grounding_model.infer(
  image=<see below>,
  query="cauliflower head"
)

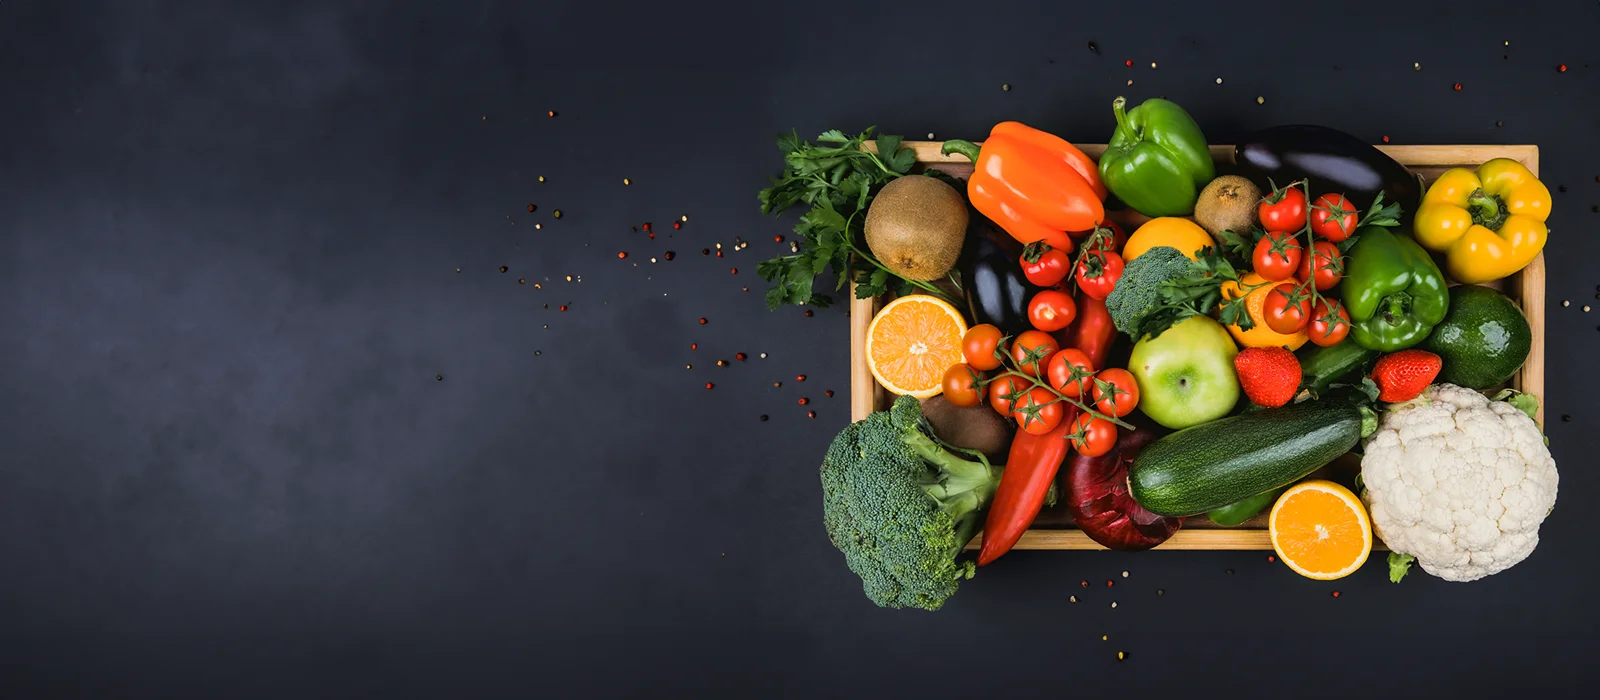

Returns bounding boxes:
[1360,384,1557,582]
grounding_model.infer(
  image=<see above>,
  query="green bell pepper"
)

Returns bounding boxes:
[1343,226,1450,352]
[1098,96,1215,217]
[1207,486,1288,527]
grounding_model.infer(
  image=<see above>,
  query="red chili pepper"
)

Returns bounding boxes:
[1055,289,1117,369]
[978,407,1077,566]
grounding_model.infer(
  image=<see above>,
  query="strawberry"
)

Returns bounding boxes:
[1371,349,1442,403]
[1233,347,1301,408]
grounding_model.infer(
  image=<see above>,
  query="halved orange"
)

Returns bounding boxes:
[865,295,968,398]
[1268,480,1372,581]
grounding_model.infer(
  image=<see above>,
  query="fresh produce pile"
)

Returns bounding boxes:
[758,99,1558,611]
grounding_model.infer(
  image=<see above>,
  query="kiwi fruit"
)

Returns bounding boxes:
[864,175,968,281]
[1193,175,1262,239]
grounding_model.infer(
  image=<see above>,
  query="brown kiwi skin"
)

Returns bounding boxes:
[863,175,969,281]
[1193,175,1262,240]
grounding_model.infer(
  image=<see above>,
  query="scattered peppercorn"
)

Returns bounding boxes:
[538,176,545,182]
[1001,83,1010,91]
[553,210,562,219]
[435,374,443,381]
[664,251,675,260]
[1106,580,1114,587]
[730,268,738,275]
[534,350,542,356]
[1267,555,1276,563]
[804,310,814,317]
[559,305,568,312]
[1087,41,1099,54]
[1157,589,1164,596]
[547,110,556,117]
[796,374,807,382]
[1069,595,1078,603]
[698,318,708,325]
[1453,82,1462,91]
[527,204,536,212]
[705,382,714,390]
[1226,569,1234,575]
[774,382,782,388]
[455,268,461,273]
[623,178,631,185]
[773,235,784,243]
[760,414,769,422]
[1124,59,1133,67]
[1496,121,1504,127]
[736,353,747,361]
[1559,64,1568,72]
[1414,62,1421,71]
[825,390,834,398]
[691,343,698,350]
[717,360,727,367]
[716,250,723,258]
[798,398,809,406]
[1382,135,1391,143]
[1081,581,1089,588]
[1121,571,1129,578]
[499,266,508,273]
[617,252,627,259]
[1110,602,1118,608]
[808,411,816,419]
[1117,651,1126,662]
[1562,414,1572,422]
[1331,591,1341,598]
[702,248,710,256]
[1559,185,1569,193]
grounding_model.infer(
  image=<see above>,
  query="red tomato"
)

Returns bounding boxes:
[1011,387,1065,435]
[1263,282,1312,334]
[1258,185,1308,231]
[1075,221,1127,254]
[1307,299,1352,347]
[1068,412,1118,458]
[1045,348,1097,399]
[1297,240,1343,291]
[1310,193,1358,242]
[1075,250,1125,301]
[962,324,1004,371]
[942,363,985,407]
[1020,242,1071,287]
[1027,289,1078,332]
[988,374,1031,416]
[1091,368,1140,417]
[1009,330,1059,377]
[1252,230,1303,282]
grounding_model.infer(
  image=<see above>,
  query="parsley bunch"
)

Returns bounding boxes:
[756,128,961,310]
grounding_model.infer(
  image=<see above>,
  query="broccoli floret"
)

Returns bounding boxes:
[1104,245,1193,337]
[820,395,1004,611]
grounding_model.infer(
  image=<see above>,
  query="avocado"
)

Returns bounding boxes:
[1423,285,1531,390]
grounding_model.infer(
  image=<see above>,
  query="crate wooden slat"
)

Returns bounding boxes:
[849,142,1545,550]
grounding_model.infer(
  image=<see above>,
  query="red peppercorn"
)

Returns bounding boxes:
[1106,580,1114,587]
[664,251,675,260]
[1081,581,1089,588]
[698,318,707,325]
[736,352,747,361]
[1125,59,1133,67]
[1381,135,1391,144]
[648,232,655,239]
[730,268,738,275]
[691,343,697,350]
[1453,82,1462,91]
[643,222,652,231]
[1331,591,1341,598]
[1559,64,1569,72]
[716,250,723,258]
[804,310,813,317]
[796,374,807,382]
[774,235,784,242]
[673,221,682,230]
[617,252,627,259]
[1267,555,1276,563]
[705,382,714,390]
[798,398,809,405]
[559,305,568,312]
[825,390,834,397]
[527,204,536,212]
[807,410,816,419]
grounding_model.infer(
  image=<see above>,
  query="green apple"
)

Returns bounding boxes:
[1128,316,1240,429]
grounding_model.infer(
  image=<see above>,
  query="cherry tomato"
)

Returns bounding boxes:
[962,324,1004,371]
[1075,250,1125,301]
[1027,289,1077,332]
[1258,185,1308,231]
[1307,299,1352,347]
[1009,330,1059,377]
[1046,348,1097,399]
[988,374,1031,416]
[1020,242,1071,287]
[1297,240,1343,291]
[1263,282,1311,334]
[1075,221,1127,254]
[1011,387,1065,435]
[1310,193,1358,242]
[1068,412,1118,458]
[1091,368,1140,417]
[1252,230,1302,282]
[942,363,985,407]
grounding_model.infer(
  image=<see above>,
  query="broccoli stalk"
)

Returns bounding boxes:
[821,396,1004,611]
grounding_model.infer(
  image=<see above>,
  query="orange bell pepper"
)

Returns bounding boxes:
[942,123,1107,250]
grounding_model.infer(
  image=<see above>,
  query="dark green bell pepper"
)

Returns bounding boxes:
[1098,96,1215,217]
[1207,486,1288,527]
[1343,226,1449,352]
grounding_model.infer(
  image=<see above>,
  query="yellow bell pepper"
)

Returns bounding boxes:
[1413,158,1550,284]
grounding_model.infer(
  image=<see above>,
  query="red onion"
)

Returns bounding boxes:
[1063,419,1182,550]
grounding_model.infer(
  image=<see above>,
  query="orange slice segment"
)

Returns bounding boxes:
[1268,480,1373,581]
[865,295,969,399]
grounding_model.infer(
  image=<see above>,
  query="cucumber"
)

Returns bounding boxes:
[1128,399,1366,517]
[1297,340,1379,397]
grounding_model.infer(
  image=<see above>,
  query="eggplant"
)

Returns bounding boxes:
[1233,125,1424,223]
[956,214,1041,334]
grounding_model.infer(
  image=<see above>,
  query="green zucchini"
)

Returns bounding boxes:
[1297,340,1379,398]
[1129,399,1365,517]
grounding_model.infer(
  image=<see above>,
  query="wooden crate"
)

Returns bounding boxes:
[849,142,1545,551]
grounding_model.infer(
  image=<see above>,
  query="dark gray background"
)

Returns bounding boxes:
[2,1,1595,697]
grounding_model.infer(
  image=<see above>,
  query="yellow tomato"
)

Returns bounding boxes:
[1123,217,1213,262]
[1220,273,1308,350]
